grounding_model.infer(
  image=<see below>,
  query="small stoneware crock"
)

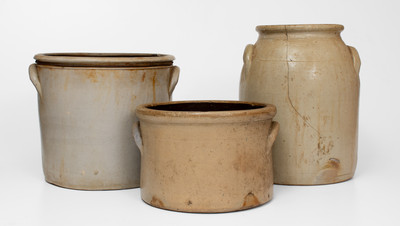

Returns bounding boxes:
[133,100,279,213]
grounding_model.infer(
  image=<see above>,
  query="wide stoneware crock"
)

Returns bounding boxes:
[29,53,179,190]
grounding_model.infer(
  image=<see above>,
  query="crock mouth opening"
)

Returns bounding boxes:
[34,52,175,67]
[148,102,266,112]
[40,53,163,58]
[256,24,344,33]
[136,100,277,121]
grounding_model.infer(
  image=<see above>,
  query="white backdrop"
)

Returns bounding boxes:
[0,0,399,225]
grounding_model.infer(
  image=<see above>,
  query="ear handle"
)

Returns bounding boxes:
[240,44,254,82]
[348,46,361,75]
[29,64,43,99]
[168,66,180,99]
[267,121,280,150]
[132,121,144,155]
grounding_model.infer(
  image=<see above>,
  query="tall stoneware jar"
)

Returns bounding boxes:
[29,53,179,190]
[240,24,360,185]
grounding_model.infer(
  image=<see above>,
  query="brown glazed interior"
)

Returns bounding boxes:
[148,102,265,112]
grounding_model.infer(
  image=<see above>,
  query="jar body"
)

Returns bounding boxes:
[30,59,179,190]
[240,25,360,185]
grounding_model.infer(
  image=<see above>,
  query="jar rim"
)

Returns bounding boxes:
[256,24,344,33]
[34,53,175,67]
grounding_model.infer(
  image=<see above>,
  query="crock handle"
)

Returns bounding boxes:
[241,44,254,81]
[267,121,280,150]
[29,64,43,99]
[348,46,361,75]
[132,121,144,155]
[168,66,180,98]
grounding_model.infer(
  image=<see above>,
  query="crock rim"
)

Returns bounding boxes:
[34,53,175,67]
[136,100,277,122]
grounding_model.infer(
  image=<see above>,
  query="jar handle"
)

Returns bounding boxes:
[132,121,144,155]
[267,121,280,150]
[29,64,43,99]
[241,44,254,81]
[348,46,361,75]
[168,66,180,98]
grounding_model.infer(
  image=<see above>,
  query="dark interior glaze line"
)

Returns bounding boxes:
[148,103,266,112]
[35,61,173,67]
[42,53,162,58]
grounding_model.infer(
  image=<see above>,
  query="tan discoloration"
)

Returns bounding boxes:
[317,137,335,158]
[314,158,341,184]
[86,70,98,83]
[318,137,335,156]
[94,170,99,175]
[233,151,255,172]
[150,196,165,208]
[242,192,260,209]
[113,72,121,80]
[325,158,340,169]
[141,72,146,82]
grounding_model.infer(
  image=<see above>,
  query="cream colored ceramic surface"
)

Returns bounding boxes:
[134,101,279,213]
[240,24,360,185]
[29,53,179,190]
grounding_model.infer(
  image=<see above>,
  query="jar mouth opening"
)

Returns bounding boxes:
[34,53,175,67]
[256,24,344,33]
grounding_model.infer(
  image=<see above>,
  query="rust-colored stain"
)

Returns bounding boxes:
[242,192,260,208]
[318,137,334,155]
[86,70,98,83]
[324,158,340,169]
[314,158,341,183]
[302,115,311,127]
[150,196,164,208]
[113,72,121,80]
[152,75,156,102]
[141,72,146,82]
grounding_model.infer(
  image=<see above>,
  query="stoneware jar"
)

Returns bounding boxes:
[29,53,179,190]
[133,101,279,213]
[240,24,360,185]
